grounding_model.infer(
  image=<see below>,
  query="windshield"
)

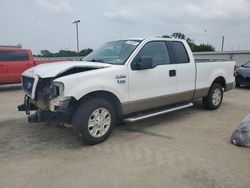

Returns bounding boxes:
[84,40,141,65]
[243,61,250,68]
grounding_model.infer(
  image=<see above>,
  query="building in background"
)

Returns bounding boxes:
[194,50,250,66]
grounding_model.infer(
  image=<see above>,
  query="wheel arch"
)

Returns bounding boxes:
[78,90,124,119]
[211,76,226,90]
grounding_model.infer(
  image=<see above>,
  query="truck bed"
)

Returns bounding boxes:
[195,59,235,92]
[195,59,231,63]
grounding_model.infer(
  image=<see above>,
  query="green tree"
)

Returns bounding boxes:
[57,50,78,57]
[171,32,186,39]
[162,35,171,38]
[162,32,215,52]
[192,43,215,52]
[79,48,93,56]
[39,48,93,57]
[40,50,53,57]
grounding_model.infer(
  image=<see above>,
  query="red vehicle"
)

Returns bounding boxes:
[0,48,62,85]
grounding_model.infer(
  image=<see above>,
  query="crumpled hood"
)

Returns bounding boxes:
[23,61,112,78]
[237,67,250,78]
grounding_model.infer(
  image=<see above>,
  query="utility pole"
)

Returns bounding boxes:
[73,20,80,53]
[221,35,224,51]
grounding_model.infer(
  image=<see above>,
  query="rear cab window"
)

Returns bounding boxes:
[170,41,190,64]
[0,50,29,62]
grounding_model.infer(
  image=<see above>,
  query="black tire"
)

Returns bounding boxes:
[202,83,223,110]
[72,98,116,145]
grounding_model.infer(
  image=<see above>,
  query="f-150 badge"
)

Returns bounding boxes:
[116,75,126,84]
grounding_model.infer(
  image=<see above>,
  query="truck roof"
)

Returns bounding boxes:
[0,48,31,51]
[122,37,185,42]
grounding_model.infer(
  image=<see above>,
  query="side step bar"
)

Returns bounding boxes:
[123,103,193,123]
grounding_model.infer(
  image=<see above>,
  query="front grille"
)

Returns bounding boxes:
[22,76,35,96]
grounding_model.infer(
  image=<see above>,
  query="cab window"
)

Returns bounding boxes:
[0,50,29,62]
[136,41,171,66]
[171,41,189,63]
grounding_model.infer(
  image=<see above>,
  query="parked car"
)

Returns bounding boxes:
[18,38,236,145]
[0,48,62,85]
[235,61,250,87]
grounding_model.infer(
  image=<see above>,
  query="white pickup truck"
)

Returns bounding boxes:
[18,38,235,144]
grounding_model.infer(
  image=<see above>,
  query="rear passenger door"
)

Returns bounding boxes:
[169,41,195,100]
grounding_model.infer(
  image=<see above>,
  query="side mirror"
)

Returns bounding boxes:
[131,56,153,70]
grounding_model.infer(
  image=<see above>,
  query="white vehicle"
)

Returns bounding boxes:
[18,38,236,144]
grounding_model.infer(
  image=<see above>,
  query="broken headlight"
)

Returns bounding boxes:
[54,82,64,96]
[37,79,64,100]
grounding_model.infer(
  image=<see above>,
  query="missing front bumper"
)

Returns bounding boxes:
[17,95,37,115]
[28,110,66,123]
[18,96,76,123]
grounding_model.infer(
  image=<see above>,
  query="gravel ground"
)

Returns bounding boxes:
[0,84,250,188]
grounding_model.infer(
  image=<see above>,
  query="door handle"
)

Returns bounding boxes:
[169,70,176,77]
[0,64,6,67]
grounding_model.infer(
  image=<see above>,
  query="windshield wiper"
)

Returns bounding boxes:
[85,58,123,65]
[87,59,105,63]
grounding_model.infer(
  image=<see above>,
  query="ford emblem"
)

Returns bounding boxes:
[26,82,32,89]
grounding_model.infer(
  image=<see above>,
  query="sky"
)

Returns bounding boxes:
[0,0,250,54]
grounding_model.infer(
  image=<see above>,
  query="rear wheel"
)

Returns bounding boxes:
[73,98,116,145]
[202,83,223,110]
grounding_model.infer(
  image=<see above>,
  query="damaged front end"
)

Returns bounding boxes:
[18,62,108,123]
[18,77,77,123]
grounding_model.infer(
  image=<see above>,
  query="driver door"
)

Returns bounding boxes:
[126,41,177,113]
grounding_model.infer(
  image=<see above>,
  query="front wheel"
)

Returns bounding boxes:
[202,83,223,110]
[73,98,116,145]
